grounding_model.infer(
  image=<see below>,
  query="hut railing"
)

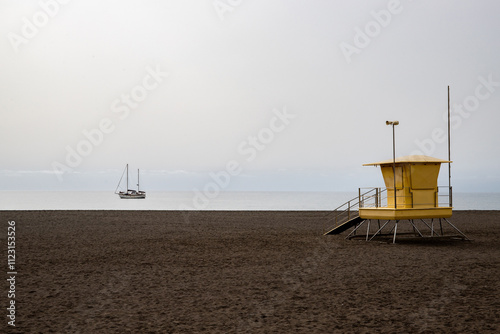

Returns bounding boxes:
[437,185,453,207]
[358,187,387,208]
[358,186,453,208]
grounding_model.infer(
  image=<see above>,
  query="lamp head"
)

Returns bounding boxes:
[386,120,399,126]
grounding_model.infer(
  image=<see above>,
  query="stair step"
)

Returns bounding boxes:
[324,216,364,235]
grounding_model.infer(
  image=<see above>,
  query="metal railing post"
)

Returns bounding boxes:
[348,201,351,220]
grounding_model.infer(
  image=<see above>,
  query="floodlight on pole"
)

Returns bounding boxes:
[386,120,399,208]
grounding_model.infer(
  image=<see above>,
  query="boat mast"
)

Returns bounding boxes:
[126,164,129,190]
[137,169,140,191]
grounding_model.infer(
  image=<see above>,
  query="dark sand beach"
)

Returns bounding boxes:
[1,210,499,333]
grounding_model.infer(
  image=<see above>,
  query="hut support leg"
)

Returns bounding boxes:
[366,220,371,241]
[388,224,395,234]
[443,218,470,240]
[420,219,441,237]
[393,220,399,244]
[345,220,367,239]
[369,220,391,241]
[409,220,424,238]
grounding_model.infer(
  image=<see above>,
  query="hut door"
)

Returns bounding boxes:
[382,166,404,208]
[394,167,405,208]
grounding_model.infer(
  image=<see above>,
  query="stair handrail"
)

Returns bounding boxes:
[323,188,380,234]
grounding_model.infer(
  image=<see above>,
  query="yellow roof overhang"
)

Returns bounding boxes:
[363,155,452,166]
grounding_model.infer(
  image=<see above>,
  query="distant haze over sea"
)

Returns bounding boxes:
[1,191,499,211]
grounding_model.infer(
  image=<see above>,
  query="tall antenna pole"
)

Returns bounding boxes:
[448,86,452,207]
[392,123,396,209]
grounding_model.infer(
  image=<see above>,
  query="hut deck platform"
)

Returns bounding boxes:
[359,207,452,220]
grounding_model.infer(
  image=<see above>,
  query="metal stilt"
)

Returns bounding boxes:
[345,220,367,239]
[443,218,470,240]
[411,220,417,236]
[393,220,399,244]
[409,220,424,237]
[369,220,391,241]
[366,220,371,241]
[420,219,441,237]
[388,224,395,234]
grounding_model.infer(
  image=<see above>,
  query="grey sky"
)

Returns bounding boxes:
[1,0,499,192]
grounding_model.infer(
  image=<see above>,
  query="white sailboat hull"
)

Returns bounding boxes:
[118,190,146,199]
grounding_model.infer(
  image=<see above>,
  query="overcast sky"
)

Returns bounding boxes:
[1,0,499,192]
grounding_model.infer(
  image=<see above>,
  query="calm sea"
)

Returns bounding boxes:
[1,191,499,210]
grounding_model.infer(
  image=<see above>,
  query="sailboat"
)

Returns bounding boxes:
[115,164,146,199]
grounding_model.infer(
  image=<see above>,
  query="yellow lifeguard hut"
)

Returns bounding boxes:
[323,155,468,243]
[325,90,469,242]
[359,155,452,220]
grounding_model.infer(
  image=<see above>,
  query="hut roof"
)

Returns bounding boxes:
[363,155,451,166]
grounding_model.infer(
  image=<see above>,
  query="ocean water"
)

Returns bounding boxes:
[1,191,499,210]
